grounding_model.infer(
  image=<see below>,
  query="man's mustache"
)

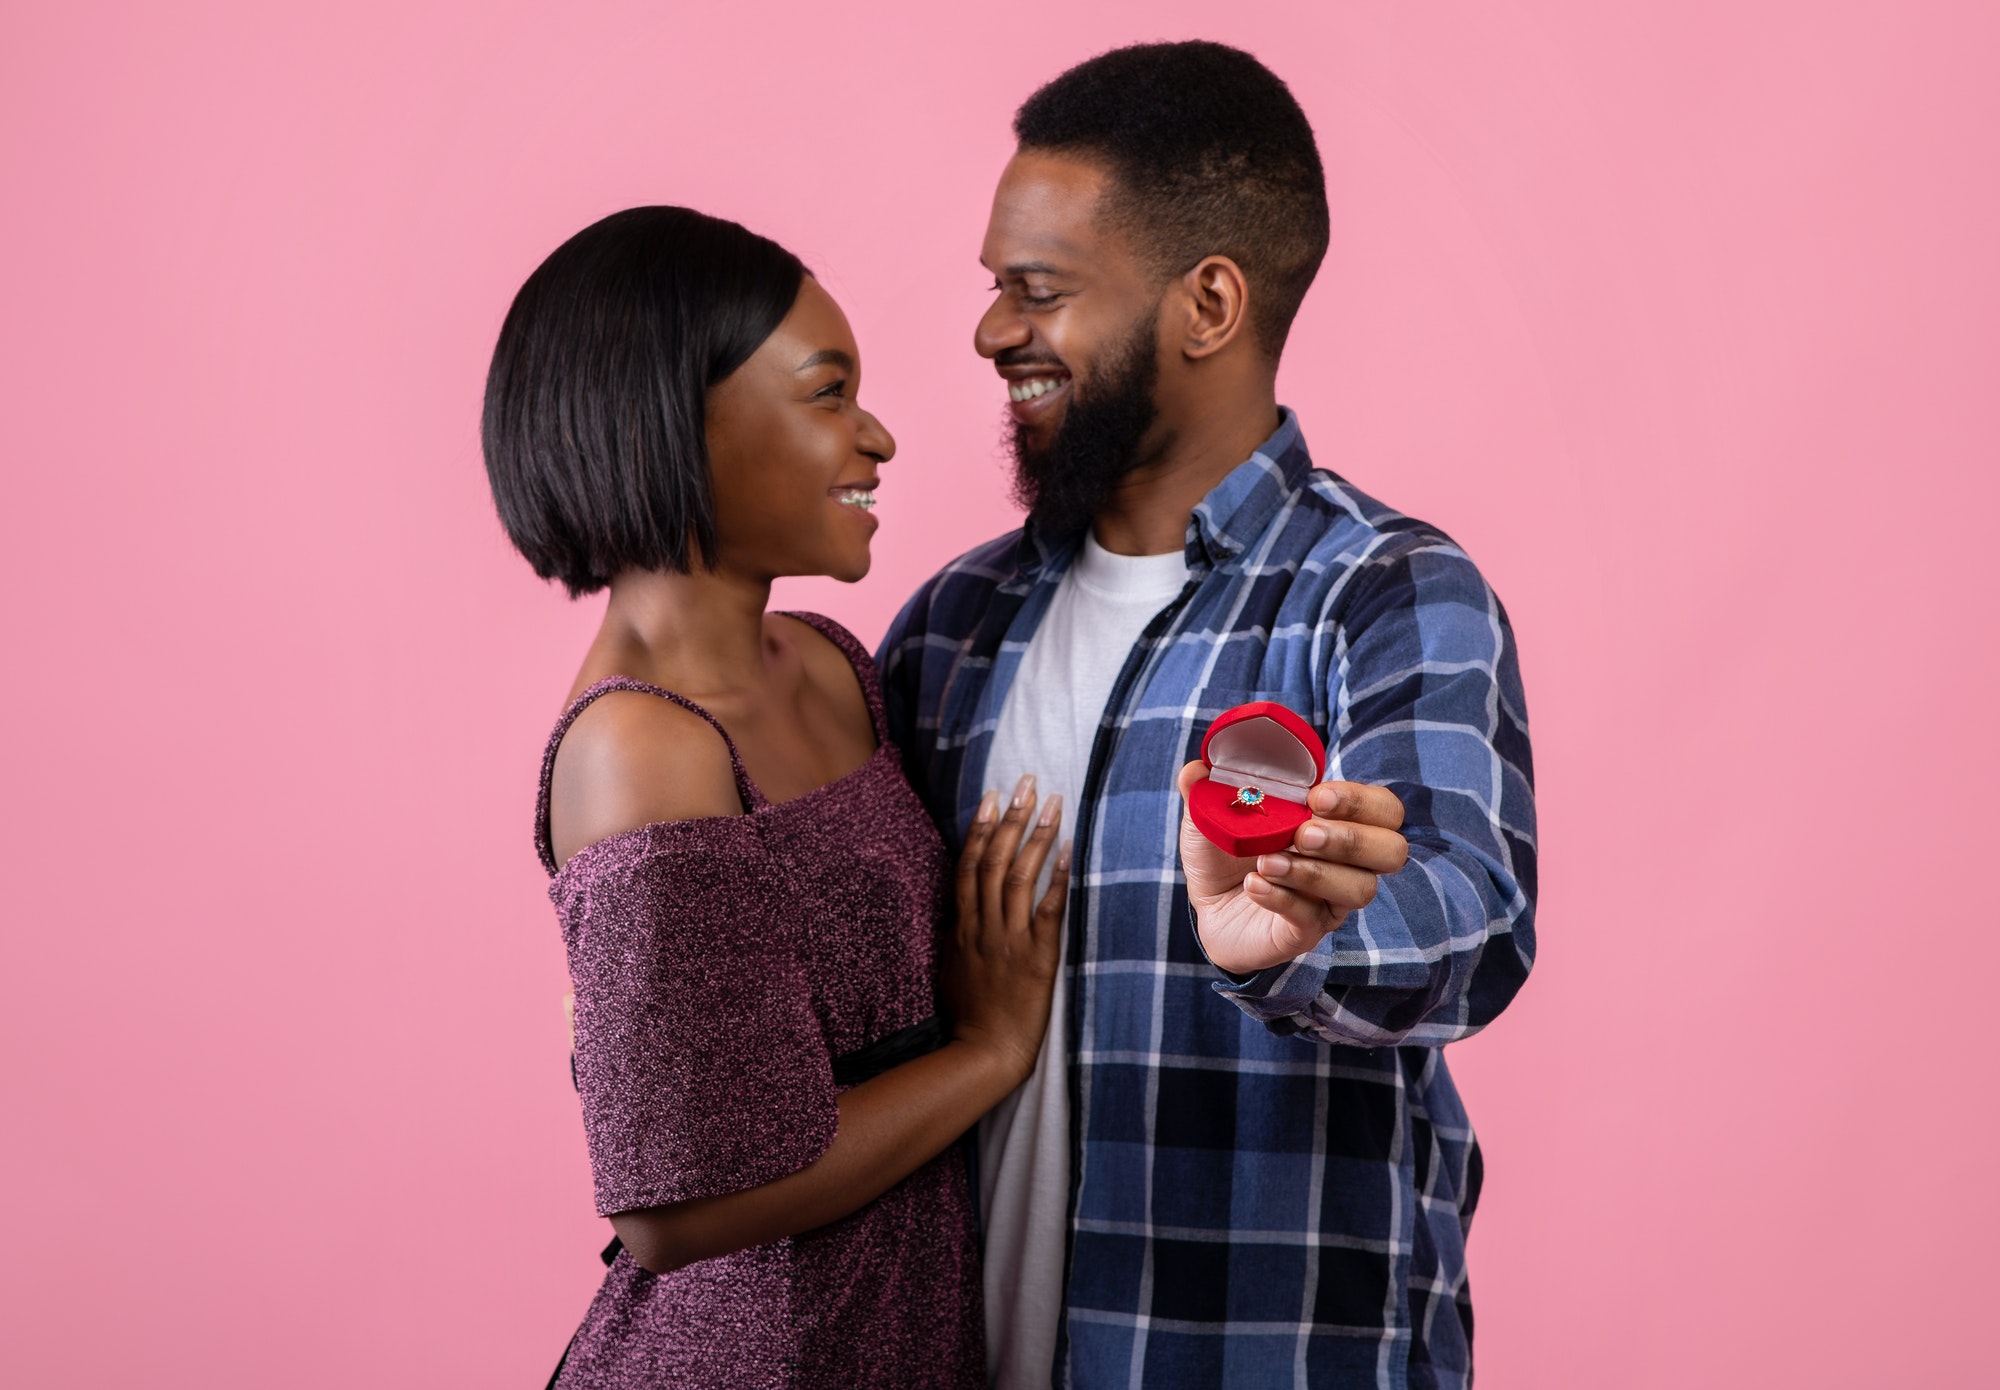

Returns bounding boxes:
[994,348,1069,373]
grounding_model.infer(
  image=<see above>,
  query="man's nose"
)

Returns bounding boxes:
[974,294,1030,360]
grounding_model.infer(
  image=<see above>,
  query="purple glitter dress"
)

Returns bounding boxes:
[536,614,983,1390]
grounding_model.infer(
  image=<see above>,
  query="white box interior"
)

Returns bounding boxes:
[1206,716,1321,804]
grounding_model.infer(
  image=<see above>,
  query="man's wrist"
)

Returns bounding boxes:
[1188,900,1279,979]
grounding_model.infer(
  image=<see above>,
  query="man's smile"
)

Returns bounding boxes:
[999,364,1071,424]
[1008,375,1065,402]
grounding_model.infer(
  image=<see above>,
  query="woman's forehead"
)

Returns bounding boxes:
[757,278,858,370]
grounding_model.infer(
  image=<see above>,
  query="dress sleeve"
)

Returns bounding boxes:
[552,825,838,1216]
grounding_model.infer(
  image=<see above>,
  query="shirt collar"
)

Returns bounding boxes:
[1004,406,1311,588]
[1185,407,1311,572]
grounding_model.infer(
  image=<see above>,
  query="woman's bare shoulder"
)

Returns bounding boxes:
[548,691,741,868]
[771,615,873,744]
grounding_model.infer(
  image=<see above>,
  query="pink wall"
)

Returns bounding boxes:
[4,2,1995,1385]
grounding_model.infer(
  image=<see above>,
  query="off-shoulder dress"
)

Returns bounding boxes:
[538,613,982,1390]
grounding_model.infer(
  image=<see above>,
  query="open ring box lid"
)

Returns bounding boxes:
[1189,701,1327,858]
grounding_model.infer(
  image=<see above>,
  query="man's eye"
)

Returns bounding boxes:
[990,276,1063,309]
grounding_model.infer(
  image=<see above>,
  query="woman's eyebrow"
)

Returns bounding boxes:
[796,348,855,373]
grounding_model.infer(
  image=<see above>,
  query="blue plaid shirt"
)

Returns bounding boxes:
[878,411,1536,1390]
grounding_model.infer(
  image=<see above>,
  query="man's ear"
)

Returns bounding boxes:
[1175,255,1252,360]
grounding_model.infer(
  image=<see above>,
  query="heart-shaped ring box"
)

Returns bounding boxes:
[1188,701,1328,858]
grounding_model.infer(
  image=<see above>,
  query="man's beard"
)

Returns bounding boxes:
[1009,318,1160,543]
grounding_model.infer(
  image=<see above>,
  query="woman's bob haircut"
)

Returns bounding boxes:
[482,206,807,596]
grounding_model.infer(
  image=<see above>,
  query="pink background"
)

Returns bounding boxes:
[4,2,1996,1385]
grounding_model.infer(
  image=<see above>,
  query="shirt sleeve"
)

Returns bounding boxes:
[554,827,838,1215]
[1214,538,1539,1046]
[878,597,920,758]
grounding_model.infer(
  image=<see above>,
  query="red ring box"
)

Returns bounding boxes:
[1188,701,1328,858]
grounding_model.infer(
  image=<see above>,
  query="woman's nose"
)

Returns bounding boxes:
[858,408,895,464]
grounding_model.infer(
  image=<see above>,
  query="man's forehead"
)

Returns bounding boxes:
[981,151,1111,268]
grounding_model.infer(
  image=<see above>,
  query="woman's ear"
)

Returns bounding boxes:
[1177,255,1251,360]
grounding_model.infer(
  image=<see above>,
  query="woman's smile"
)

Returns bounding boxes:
[829,482,879,520]
[836,484,884,516]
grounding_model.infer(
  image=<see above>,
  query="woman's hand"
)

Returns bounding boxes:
[941,774,1070,1084]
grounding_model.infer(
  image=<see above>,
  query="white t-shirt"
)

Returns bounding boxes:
[977,531,1191,1389]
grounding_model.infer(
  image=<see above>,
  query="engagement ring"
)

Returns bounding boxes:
[1232,786,1268,814]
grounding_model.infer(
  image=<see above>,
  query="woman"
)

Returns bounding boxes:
[483,207,1066,1388]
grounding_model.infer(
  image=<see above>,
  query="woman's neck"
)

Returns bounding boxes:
[585,564,776,701]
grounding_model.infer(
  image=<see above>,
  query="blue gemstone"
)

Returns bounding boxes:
[1239,787,1264,805]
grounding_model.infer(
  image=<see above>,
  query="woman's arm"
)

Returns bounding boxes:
[614,1036,1018,1272]
[552,695,1066,1275]
[609,783,1065,1274]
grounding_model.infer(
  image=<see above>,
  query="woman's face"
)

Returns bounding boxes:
[704,278,895,585]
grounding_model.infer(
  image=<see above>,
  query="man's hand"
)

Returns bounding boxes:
[1176,761,1410,977]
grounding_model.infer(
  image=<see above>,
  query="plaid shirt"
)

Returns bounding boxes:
[878,411,1536,1390]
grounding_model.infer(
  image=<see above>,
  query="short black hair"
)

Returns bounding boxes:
[482,206,805,596]
[1014,41,1328,356]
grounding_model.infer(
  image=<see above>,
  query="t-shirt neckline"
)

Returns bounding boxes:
[1071,530,1190,600]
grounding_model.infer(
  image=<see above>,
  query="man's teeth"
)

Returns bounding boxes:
[831,488,876,511]
[1009,376,1065,403]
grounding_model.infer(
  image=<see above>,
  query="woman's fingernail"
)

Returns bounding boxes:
[1258,854,1293,879]
[1296,824,1327,851]
[1039,793,1063,827]
[1012,773,1037,808]
[976,790,999,824]
[1056,839,1073,871]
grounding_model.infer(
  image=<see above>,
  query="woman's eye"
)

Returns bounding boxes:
[814,379,848,400]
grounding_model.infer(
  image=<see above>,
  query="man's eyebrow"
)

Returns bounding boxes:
[796,348,855,373]
[999,260,1066,277]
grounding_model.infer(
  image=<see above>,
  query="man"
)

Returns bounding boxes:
[879,41,1537,1390]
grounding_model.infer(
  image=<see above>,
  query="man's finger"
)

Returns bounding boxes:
[1289,819,1409,873]
[1175,759,1207,801]
[1307,780,1405,829]
[1254,852,1382,913]
[1240,872,1348,944]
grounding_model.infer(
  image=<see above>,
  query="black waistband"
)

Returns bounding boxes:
[830,1015,946,1087]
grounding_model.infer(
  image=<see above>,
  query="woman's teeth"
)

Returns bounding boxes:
[1008,376,1065,403]
[831,488,876,511]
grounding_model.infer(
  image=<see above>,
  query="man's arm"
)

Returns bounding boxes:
[1182,538,1537,1046]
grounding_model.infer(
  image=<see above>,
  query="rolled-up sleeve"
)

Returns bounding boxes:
[1216,539,1538,1046]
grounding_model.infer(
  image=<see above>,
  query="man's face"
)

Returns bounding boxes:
[976,151,1168,540]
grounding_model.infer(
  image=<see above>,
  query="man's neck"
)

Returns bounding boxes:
[1091,393,1283,556]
